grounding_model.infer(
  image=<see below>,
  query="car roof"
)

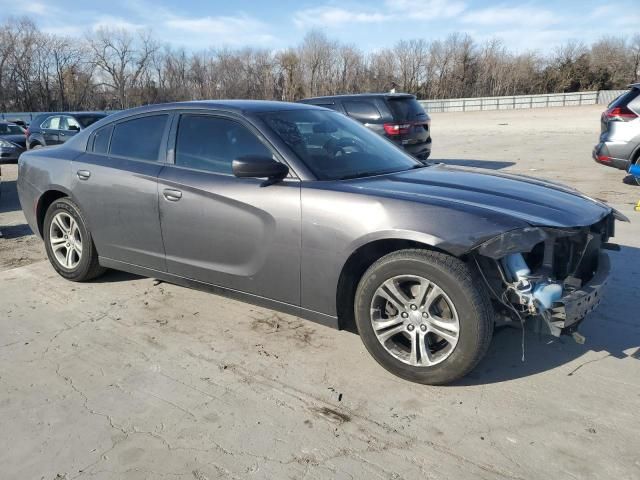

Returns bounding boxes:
[33,112,108,120]
[99,100,324,123]
[300,93,416,102]
[629,83,640,89]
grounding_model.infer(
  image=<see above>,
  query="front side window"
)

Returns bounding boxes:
[110,115,168,161]
[260,109,420,180]
[42,116,61,130]
[175,115,273,175]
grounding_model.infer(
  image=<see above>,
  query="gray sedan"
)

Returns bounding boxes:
[17,101,624,384]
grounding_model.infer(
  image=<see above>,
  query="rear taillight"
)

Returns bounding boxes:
[383,123,411,135]
[604,106,638,122]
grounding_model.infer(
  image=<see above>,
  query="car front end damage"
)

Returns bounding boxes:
[473,211,626,339]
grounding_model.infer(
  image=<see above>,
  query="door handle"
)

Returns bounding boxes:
[77,170,91,180]
[60,132,66,137]
[163,188,182,201]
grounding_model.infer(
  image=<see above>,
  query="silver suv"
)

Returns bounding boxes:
[593,83,640,172]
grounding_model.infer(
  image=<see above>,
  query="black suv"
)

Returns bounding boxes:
[299,93,432,161]
[26,112,107,150]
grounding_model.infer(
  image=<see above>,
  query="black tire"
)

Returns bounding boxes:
[43,197,106,281]
[355,249,494,385]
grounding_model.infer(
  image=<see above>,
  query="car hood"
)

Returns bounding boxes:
[341,164,611,228]
[0,134,26,148]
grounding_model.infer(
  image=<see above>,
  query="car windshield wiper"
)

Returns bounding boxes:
[336,170,390,180]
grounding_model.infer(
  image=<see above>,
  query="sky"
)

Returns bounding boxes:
[1,0,638,53]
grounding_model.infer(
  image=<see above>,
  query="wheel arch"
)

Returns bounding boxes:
[36,187,73,237]
[336,236,455,331]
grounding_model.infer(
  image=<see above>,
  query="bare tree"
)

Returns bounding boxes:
[88,28,158,108]
[1,17,639,114]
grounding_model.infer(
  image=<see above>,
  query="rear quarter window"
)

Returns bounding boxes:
[109,115,168,161]
[609,88,640,108]
[91,125,113,155]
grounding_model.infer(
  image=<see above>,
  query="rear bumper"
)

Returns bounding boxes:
[16,176,42,238]
[593,142,632,170]
[539,252,610,337]
[404,138,432,161]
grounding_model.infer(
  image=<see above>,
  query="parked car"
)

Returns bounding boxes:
[0,121,26,163]
[593,83,640,171]
[299,93,432,161]
[17,101,624,384]
[26,112,107,150]
[7,119,28,129]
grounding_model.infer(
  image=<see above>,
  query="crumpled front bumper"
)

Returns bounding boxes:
[532,252,610,337]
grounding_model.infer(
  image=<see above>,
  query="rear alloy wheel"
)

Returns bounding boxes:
[355,249,493,385]
[43,198,105,281]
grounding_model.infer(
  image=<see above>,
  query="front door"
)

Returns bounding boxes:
[157,113,301,305]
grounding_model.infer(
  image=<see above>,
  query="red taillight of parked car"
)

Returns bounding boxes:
[383,123,411,135]
[604,106,638,122]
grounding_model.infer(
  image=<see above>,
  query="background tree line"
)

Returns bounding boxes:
[1,17,639,112]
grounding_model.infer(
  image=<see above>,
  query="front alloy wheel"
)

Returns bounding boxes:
[355,249,493,385]
[371,275,460,367]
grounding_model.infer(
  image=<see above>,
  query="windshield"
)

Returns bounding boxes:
[76,114,107,128]
[259,109,421,180]
[0,124,25,134]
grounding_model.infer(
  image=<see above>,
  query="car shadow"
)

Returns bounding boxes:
[0,223,33,239]
[0,180,21,214]
[453,245,640,385]
[622,175,639,186]
[431,159,516,170]
[91,269,144,283]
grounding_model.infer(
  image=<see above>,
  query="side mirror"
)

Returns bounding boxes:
[232,155,289,180]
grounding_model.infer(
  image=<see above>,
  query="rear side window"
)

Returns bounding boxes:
[386,98,427,122]
[91,125,113,154]
[175,115,273,174]
[110,115,168,161]
[344,101,382,122]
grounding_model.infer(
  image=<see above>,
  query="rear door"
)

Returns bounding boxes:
[71,113,170,271]
[157,111,301,305]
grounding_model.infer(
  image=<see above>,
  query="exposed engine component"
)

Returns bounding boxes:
[502,253,563,315]
[473,212,623,342]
